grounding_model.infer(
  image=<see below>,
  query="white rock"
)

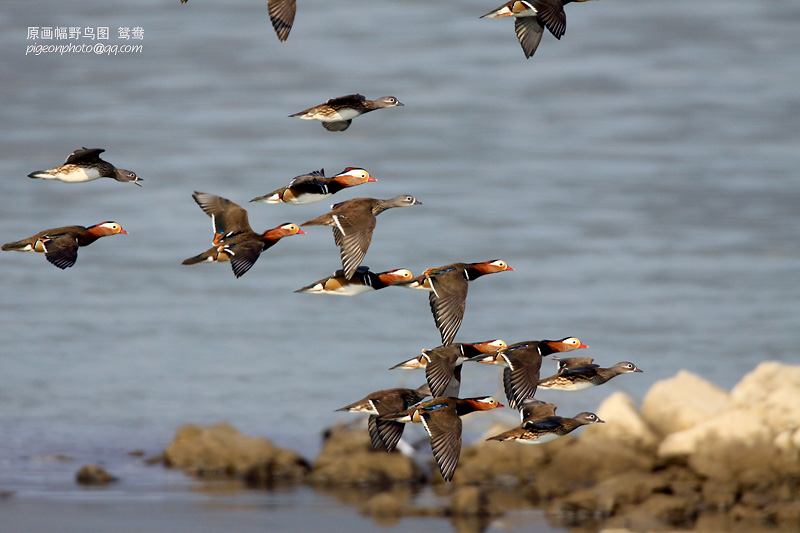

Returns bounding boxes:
[641,370,730,437]
[583,392,659,451]
[658,409,765,458]
[730,361,800,434]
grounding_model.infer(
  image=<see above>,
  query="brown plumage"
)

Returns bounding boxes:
[468,337,587,409]
[390,340,507,398]
[399,260,514,346]
[301,195,421,279]
[183,191,304,278]
[289,94,404,132]
[381,396,504,482]
[2,222,128,269]
[336,384,431,452]
[250,168,376,205]
[481,0,597,59]
[487,411,603,444]
[181,0,297,42]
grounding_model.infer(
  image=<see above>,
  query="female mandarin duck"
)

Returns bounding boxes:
[183,191,304,278]
[538,360,642,391]
[295,266,413,295]
[400,260,514,346]
[27,147,140,186]
[289,94,404,132]
[468,337,587,409]
[391,340,507,398]
[250,168,376,205]
[481,0,597,59]
[380,396,504,482]
[181,0,297,42]
[487,411,603,444]
[300,195,421,279]
[336,384,431,452]
[2,222,128,269]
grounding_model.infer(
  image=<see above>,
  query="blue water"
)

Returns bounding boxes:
[1,0,799,530]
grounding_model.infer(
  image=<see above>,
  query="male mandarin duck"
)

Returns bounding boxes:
[250,168,376,205]
[300,195,421,279]
[181,0,297,43]
[336,384,431,452]
[295,266,413,295]
[289,94,404,132]
[487,411,603,444]
[27,147,140,186]
[539,360,642,391]
[399,260,514,346]
[183,191,304,278]
[390,340,507,398]
[481,0,597,59]
[380,396,504,482]
[2,222,128,269]
[468,337,587,409]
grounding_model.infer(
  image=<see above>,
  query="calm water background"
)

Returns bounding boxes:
[1,0,799,530]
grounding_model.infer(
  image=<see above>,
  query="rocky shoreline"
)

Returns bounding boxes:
[82,361,800,531]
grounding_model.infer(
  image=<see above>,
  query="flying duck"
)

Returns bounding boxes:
[2,222,128,269]
[289,94,403,132]
[481,0,597,59]
[300,195,421,279]
[28,148,140,185]
[538,360,642,391]
[183,191,304,278]
[336,384,431,452]
[486,411,603,444]
[399,260,514,346]
[468,337,587,409]
[390,340,507,398]
[295,266,414,295]
[250,168,376,205]
[380,396,504,482]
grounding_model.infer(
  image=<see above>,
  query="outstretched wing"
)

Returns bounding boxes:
[428,274,468,346]
[42,234,80,269]
[515,17,544,59]
[268,0,296,42]
[332,216,375,279]
[64,147,104,165]
[192,191,253,237]
[421,408,462,482]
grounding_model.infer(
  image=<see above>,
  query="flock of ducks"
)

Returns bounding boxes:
[181,0,597,59]
[3,0,638,484]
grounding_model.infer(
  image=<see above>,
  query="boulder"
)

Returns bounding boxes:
[581,391,659,451]
[641,370,729,437]
[163,423,309,482]
[730,361,800,436]
[310,425,425,486]
[75,464,117,485]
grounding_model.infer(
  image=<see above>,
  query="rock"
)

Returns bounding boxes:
[75,464,117,485]
[310,425,425,486]
[730,361,800,435]
[641,370,729,437]
[580,392,659,452]
[657,408,766,460]
[362,490,406,523]
[637,493,698,528]
[243,447,311,487]
[449,486,492,517]
[455,426,551,486]
[163,423,309,482]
